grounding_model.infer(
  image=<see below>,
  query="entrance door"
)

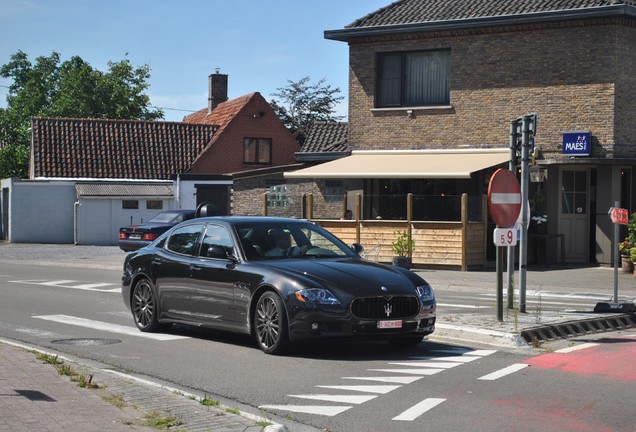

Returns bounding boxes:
[560,169,589,263]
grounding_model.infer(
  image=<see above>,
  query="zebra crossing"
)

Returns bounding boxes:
[9,279,120,293]
[258,348,497,421]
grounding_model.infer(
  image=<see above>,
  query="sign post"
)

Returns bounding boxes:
[488,168,522,321]
[596,204,633,312]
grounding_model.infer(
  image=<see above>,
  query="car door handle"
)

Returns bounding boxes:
[190,264,203,272]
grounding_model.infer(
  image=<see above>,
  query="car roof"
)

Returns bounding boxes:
[184,216,308,227]
[165,209,196,214]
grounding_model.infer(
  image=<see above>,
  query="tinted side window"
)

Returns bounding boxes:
[166,224,204,256]
[200,225,234,257]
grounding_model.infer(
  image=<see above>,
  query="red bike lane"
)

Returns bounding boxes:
[522,337,636,382]
[472,336,636,432]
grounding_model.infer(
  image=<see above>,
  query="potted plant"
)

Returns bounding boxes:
[619,240,633,273]
[630,247,636,278]
[391,230,415,269]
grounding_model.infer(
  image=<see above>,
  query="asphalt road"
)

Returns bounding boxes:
[0,244,635,431]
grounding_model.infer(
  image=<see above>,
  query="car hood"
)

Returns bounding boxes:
[257,258,423,297]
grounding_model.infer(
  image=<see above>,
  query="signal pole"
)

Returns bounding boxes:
[510,113,536,313]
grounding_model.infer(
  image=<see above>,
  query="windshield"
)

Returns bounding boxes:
[147,212,186,224]
[235,222,356,261]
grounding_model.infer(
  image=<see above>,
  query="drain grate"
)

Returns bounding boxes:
[520,313,636,344]
[51,338,121,346]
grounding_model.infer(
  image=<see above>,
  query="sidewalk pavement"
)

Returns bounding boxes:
[1,243,636,431]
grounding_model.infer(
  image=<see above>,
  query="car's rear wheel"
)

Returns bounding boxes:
[254,291,289,355]
[131,278,169,332]
[387,335,424,347]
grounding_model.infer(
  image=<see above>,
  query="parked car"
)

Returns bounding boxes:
[118,210,196,252]
[121,216,436,355]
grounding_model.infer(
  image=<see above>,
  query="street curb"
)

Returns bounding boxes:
[520,313,636,344]
[0,337,289,432]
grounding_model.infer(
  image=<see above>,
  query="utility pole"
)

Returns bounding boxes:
[507,122,519,309]
[510,113,536,314]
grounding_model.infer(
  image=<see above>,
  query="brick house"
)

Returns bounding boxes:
[232,121,351,219]
[1,72,300,244]
[286,0,636,267]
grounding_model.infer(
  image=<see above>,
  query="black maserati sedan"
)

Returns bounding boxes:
[121,216,436,355]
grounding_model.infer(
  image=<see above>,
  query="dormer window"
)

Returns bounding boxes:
[376,49,450,107]
[244,138,272,164]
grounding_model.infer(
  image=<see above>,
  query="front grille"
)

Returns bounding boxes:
[351,296,419,319]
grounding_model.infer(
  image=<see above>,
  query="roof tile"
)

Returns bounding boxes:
[346,0,636,28]
[301,121,349,153]
[31,117,216,180]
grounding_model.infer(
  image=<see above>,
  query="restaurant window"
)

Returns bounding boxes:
[324,181,344,203]
[377,49,450,107]
[244,138,272,164]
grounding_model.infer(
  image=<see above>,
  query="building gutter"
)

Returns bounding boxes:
[324,5,636,42]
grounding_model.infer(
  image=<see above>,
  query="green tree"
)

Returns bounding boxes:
[0,50,163,178]
[269,76,344,145]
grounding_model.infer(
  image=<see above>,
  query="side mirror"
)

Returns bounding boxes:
[351,243,364,255]
[206,245,231,259]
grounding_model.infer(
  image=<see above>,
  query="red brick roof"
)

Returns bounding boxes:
[182,92,256,151]
[31,117,216,180]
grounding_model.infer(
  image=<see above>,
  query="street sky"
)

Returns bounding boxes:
[0,0,390,121]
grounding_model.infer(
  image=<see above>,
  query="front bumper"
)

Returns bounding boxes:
[288,306,436,342]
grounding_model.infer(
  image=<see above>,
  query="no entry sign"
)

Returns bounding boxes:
[488,168,522,228]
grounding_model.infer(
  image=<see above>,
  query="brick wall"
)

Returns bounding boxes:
[233,174,346,219]
[190,94,300,174]
[347,18,636,159]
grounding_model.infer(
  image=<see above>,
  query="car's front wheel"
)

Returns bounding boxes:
[131,278,169,332]
[254,291,290,355]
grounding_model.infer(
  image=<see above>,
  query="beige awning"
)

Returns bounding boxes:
[284,148,510,179]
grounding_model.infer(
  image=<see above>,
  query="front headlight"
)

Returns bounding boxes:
[416,284,435,301]
[295,288,341,305]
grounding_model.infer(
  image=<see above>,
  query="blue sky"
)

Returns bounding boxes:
[0,0,390,121]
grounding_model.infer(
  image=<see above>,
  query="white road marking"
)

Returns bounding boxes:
[468,349,499,357]
[478,363,529,380]
[342,376,423,384]
[555,343,599,354]
[33,315,187,341]
[430,348,475,354]
[258,348,498,419]
[289,394,376,404]
[388,361,462,369]
[368,368,444,375]
[393,398,446,421]
[315,385,400,394]
[11,279,120,293]
[408,355,482,363]
[258,405,352,416]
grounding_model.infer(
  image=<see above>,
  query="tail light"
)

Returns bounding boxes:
[118,232,127,240]
[142,233,158,241]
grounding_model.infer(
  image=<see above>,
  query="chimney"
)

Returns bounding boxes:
[208,69,228,113]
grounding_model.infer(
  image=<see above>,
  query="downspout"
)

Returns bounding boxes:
[176,173,181,209]
[73,200,81,245]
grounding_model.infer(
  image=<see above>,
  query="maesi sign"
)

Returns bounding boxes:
[562,131,591,156]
